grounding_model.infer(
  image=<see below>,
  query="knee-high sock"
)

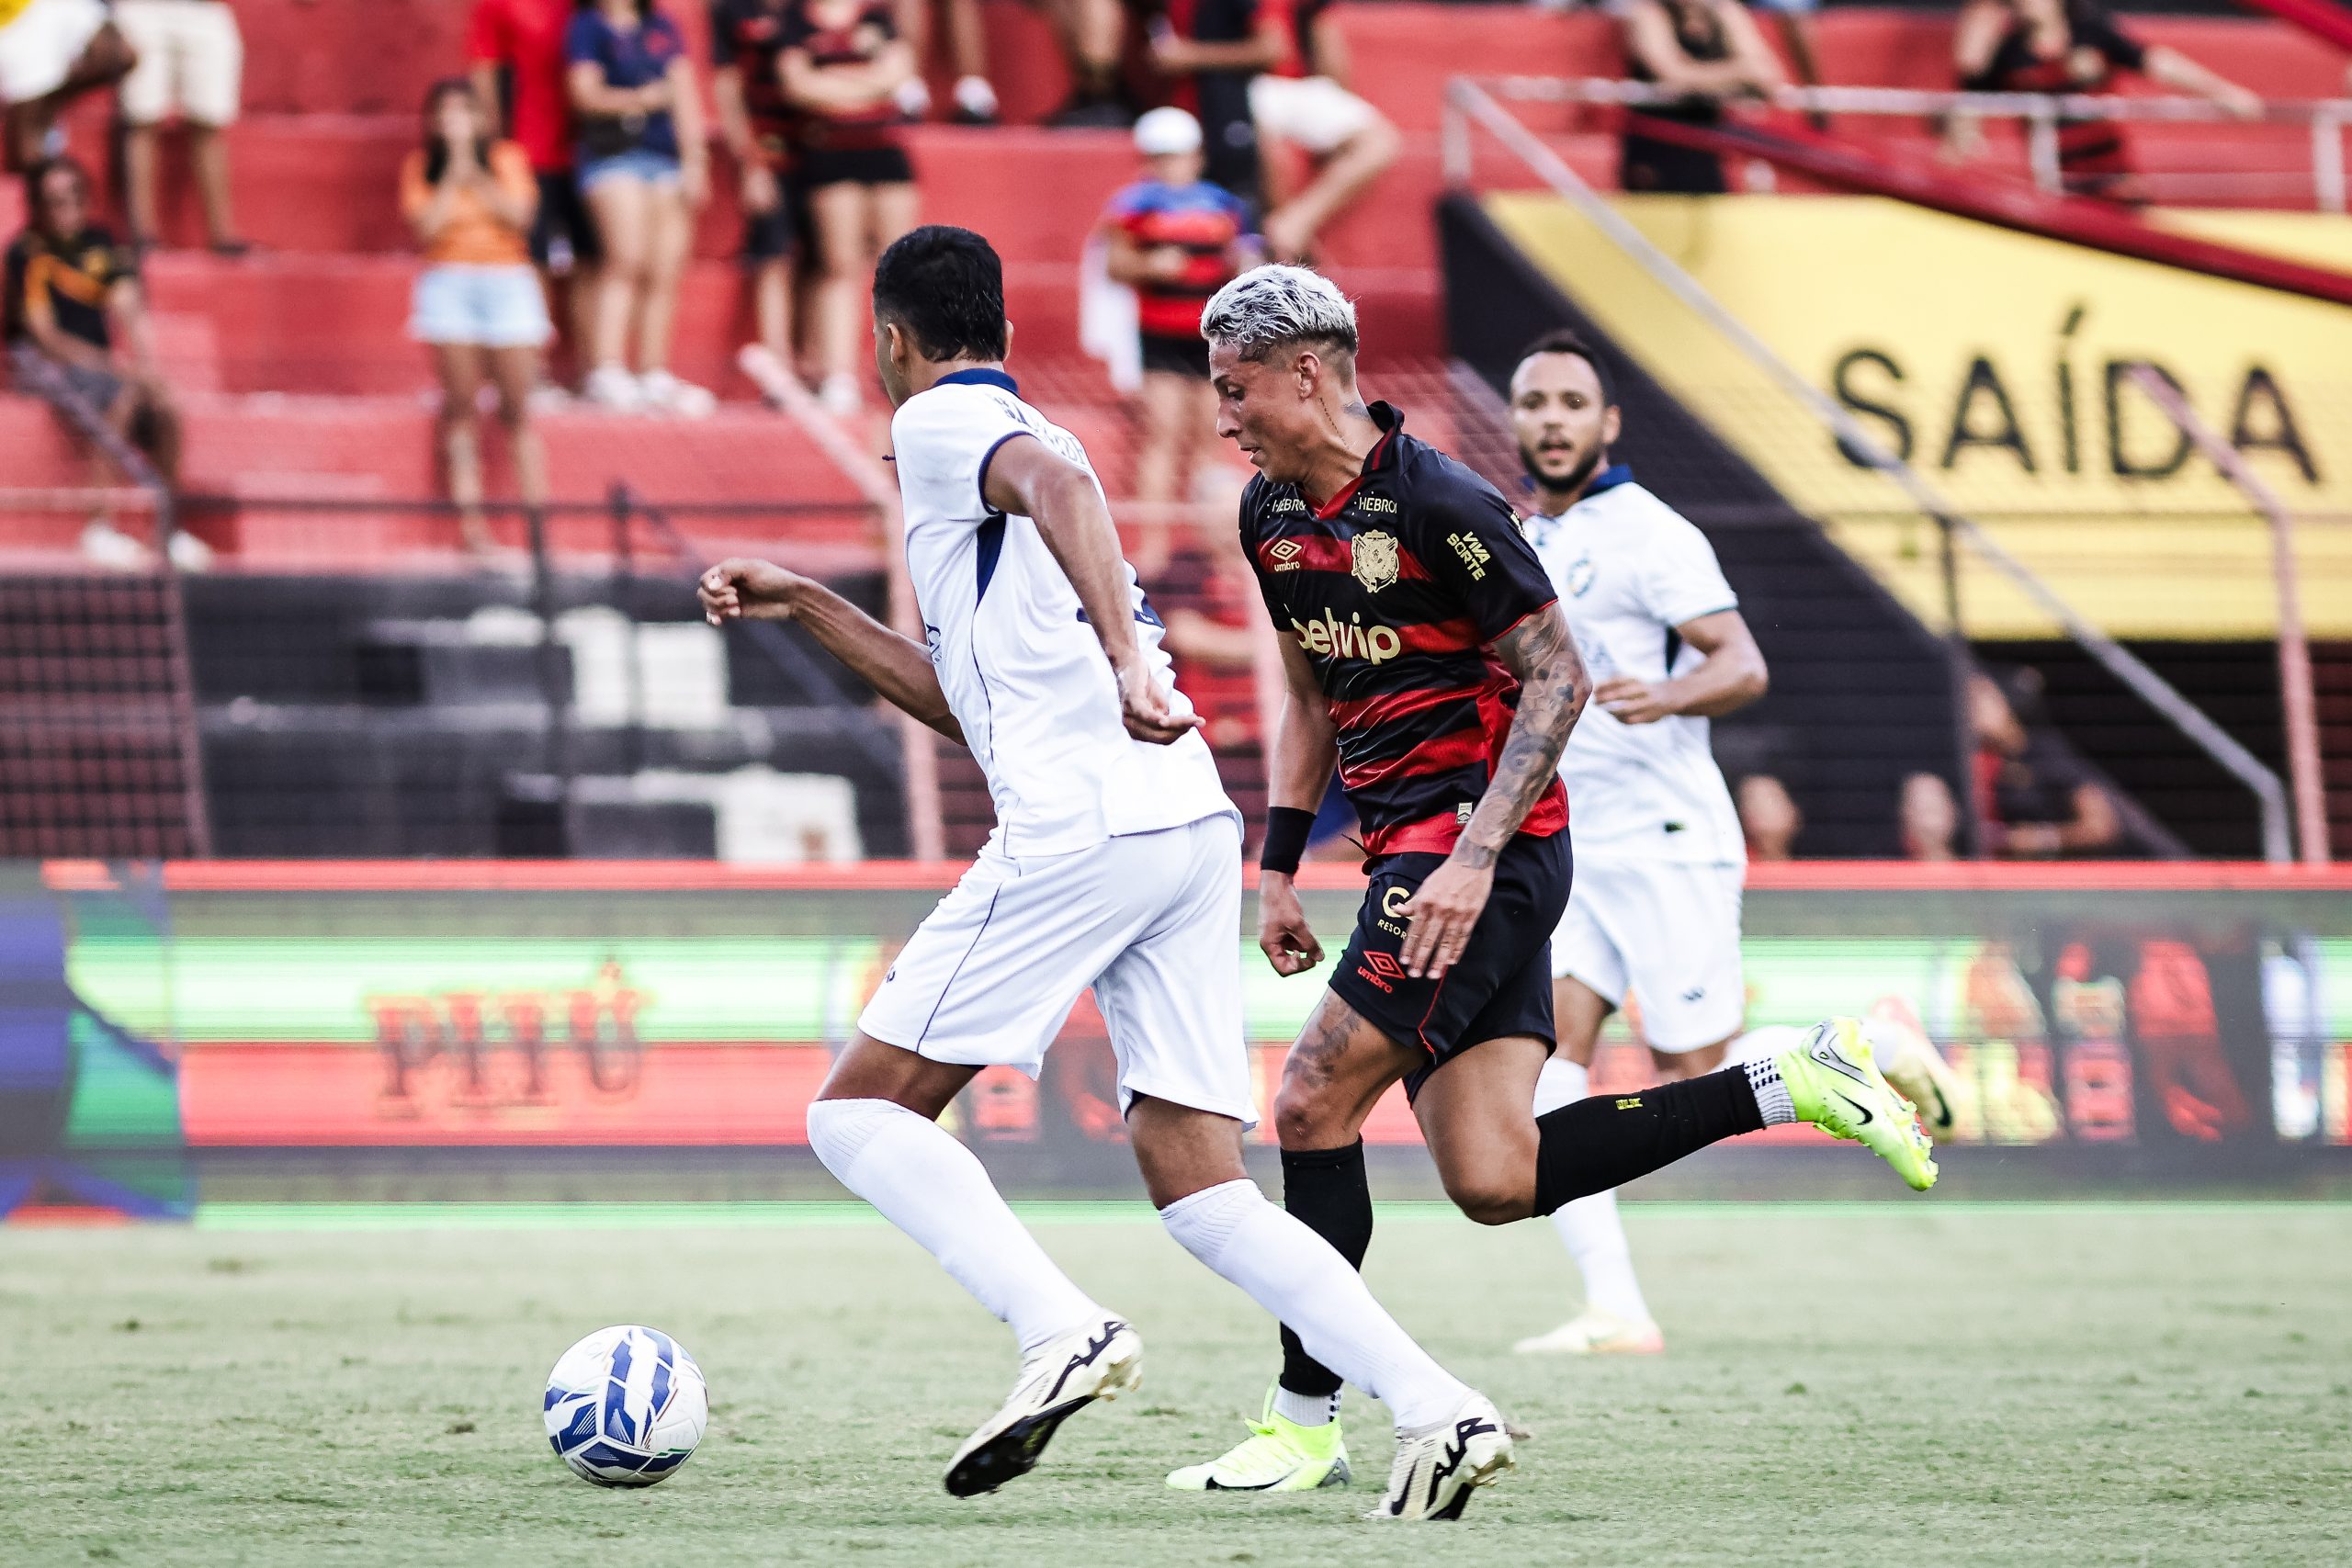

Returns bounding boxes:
[1532,1058,1650,1323]
[1532,1058,1792,1216]
[1274,1141,1372,1403]
[1161,1177,1468,1430]
[807,1098,1102,1355]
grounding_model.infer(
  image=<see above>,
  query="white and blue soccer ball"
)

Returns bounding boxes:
[543,1325,708,1487]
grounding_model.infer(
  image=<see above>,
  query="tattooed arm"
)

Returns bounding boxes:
[1395,603,1589,979]
[1458,604,1589,865]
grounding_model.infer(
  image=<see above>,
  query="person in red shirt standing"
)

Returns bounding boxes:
[1100,107,1258,573]
[469,0,604,387]
[779,0,919,415]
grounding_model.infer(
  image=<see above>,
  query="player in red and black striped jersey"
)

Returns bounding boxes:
[1170,266,1932,1497]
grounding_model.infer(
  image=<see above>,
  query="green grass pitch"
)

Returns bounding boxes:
[7,1204,2350,1566]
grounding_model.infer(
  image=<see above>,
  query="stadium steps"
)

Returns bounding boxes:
[182,571,908,857]
[0,390,883,570]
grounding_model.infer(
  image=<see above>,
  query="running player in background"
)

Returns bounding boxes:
[1170,266,1938,1501]
[1506,330,1960,1357]
[699,226,1510,1518]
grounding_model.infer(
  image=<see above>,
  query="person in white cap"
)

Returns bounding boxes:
[1097,106,1261,575]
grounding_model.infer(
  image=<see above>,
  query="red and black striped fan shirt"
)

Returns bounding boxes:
[1242,401,1569,857]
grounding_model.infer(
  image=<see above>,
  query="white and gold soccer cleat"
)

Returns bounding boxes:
[1373,1392,1515,1521]
[944,1315,1142,1496]
[1511,1307,1666,1356]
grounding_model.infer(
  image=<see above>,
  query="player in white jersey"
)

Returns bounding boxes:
[1504,331,1959,1356]
[698,226,1511,1518]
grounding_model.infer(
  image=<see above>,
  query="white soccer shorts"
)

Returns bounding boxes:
[859,811,1257,1126]
[1249,74,1377,157]
[116,0,243,128]
[1551,856,1746,1052]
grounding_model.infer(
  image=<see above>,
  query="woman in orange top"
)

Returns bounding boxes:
[401,77,551,557]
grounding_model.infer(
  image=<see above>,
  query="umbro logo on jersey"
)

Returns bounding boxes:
[1265,538,1305,572]
[1292,609,1402,665]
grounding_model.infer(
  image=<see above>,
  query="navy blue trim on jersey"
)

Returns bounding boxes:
[938,367,1019,394]
[1075,594,1165,630]
[1583,462,1634,498]
[973,427,1030,525]
[975,514,1006,602]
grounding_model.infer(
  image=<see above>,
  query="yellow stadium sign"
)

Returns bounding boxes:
[1487,193,2352,638]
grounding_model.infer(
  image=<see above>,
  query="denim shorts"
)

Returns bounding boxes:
[409,263,554,348]
[578,148,683,192]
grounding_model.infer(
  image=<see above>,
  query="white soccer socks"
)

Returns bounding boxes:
[1158,1178,1470,1430]
[1532,1057,1654,1325]
[807,1097,1104,1355]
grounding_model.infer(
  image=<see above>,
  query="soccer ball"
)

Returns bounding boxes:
[543,1325,708,1487]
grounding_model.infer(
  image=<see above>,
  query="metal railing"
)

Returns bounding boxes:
[1453,76,2352,212]
[2124,367,2331,864]
[4,360,212,856]
[1444,73,2298,863]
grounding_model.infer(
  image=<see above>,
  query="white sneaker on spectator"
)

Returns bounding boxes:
[953,75,1001,124]
[80,520,150,570]
[818,372,864,418]
[583,364,646,413]
[166,531,215,573]
[638,368,716,419]
[737,344,801,410]
[527,379,573,413]
[895,76,932,119]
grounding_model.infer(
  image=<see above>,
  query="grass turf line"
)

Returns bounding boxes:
[6,1207,2349,1566]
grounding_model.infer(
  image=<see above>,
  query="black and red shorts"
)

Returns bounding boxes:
[1326,829,1571,1099]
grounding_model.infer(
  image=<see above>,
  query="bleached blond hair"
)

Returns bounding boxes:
[1200,265,1360,362]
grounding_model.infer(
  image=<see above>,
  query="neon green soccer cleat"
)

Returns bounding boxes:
[1166,1386,1351,1492]
[1777,1018,1939,1191]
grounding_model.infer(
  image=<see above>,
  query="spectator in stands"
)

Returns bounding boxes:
[1902,671,2122,859]
[469,0,603,392]
[1144,0,1287,200]
[1898,770,1961,861]
[1248,0,1396,264]
[4,154,205,569]
[0,0,135,171]
[895,0,999,123]
[779,0,920,416]
[1614,0,1785,195]
[1039,0,1130,127]
[708,0,802,400]
[1736,772,1802,861]
[566,0,714,416]
[1099,107,1258,573]
[115,0,256,254]
[1947,0,2261,202]
[401,79,551,558]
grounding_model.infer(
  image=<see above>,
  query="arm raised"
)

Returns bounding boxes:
[699,557,963,742]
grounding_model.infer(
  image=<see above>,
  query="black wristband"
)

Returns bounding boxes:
[1259,806,1317,876]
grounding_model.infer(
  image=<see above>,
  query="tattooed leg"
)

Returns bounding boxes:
[1270,992,1419,1403]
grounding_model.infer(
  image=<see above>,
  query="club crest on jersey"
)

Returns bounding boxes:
[1351,529,1401,593]
[1566,554,1597,597]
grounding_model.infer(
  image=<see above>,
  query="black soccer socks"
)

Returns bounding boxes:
[1531,1066,1766,1216]
[1276,1139,1374,1399]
